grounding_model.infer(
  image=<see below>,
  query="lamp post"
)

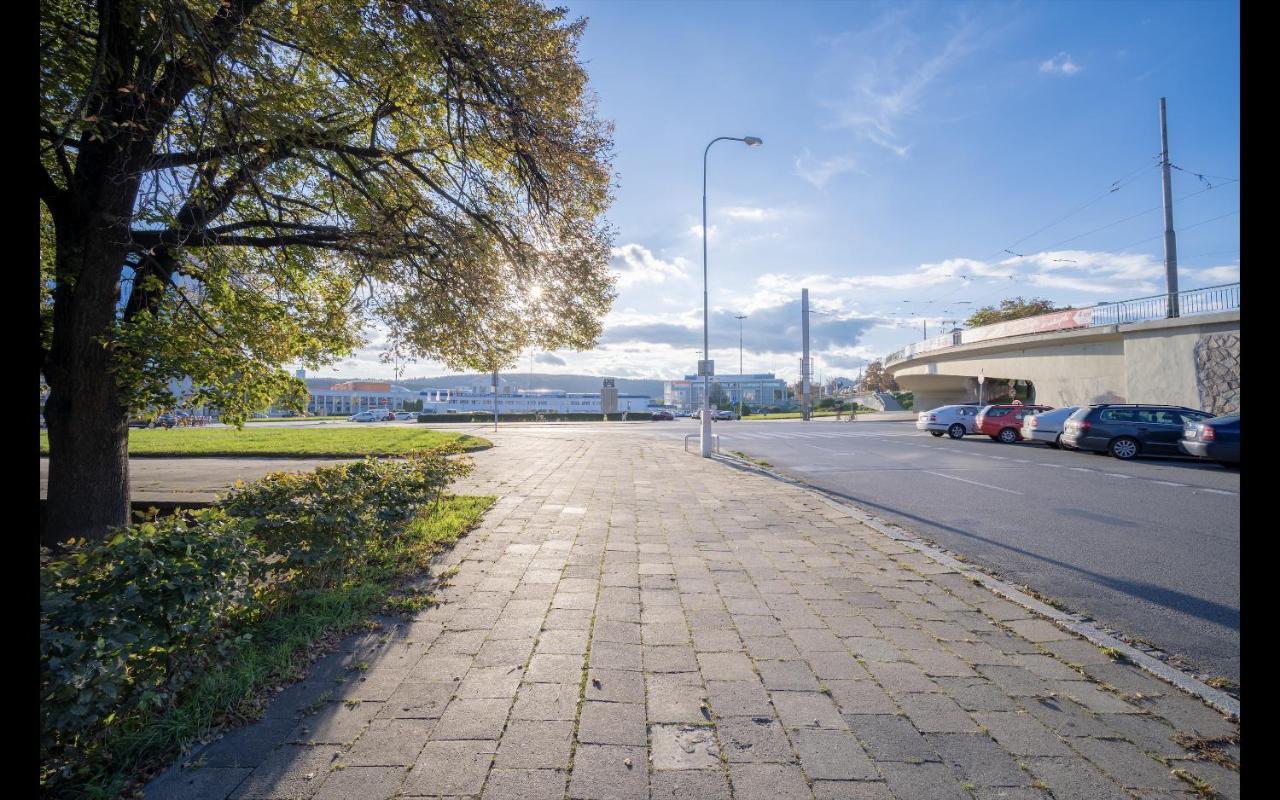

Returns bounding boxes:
[701,135,763,456]
[734,314,747,419]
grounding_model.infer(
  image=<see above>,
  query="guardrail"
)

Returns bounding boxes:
[885,282,1238,364]
[684,433,720,454]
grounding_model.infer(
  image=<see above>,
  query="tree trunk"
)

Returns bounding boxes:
[44,220,134,543]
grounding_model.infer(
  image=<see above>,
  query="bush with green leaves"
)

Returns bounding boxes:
[220,447,471,588]
[40,508,264,786]
[40,445,473,795]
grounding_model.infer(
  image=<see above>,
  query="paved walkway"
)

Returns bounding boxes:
[144,428,1240,799]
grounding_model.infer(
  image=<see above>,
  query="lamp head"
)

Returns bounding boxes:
[743,136,763,147]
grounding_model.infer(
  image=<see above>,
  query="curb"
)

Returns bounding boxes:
[710,452,1241,720]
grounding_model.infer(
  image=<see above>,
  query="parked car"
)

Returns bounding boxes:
[394,411,416,420]
[916,404,981,439]
[1179,414,1240,466]
[1060,404,1215,460]
[651,410,675,420]
[348,411,379,422]
[974,404,1054,443]
[714,409,739,420]
[1021,406,1080,448]
[128,417,153,428]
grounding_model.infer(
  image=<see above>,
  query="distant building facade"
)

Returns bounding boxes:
[664,373,789,412]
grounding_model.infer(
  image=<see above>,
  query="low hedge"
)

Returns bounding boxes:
[40,445,477,797]
[416,411,654,423]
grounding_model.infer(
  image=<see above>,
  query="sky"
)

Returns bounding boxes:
[308,0,1240,384]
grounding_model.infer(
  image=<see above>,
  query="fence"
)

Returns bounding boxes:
[884,282,1238,364]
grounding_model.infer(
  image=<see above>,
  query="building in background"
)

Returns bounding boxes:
[664,373,789,413]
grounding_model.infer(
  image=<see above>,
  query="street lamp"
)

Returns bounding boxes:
[734,314,747,419]
[701,135,763,457]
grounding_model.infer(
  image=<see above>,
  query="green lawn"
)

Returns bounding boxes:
[39,426,491,457]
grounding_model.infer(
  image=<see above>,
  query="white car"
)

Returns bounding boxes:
[348,411,379,422]
[394,411,416,421]
[916,404,981,439]
[1021,406,1080,448]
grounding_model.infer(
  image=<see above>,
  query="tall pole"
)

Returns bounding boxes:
[700,135,762,455]
[492,368,498,432]
[701,143,713,456]
[735,314,747,418]
[1160,97,1180,318]
[801,288,811,421]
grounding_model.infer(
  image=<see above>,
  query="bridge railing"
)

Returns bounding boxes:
[884,282,1239,365]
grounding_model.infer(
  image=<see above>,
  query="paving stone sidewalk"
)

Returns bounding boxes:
[145,428,1240,800]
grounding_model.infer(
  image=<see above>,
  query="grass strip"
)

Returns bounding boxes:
[39,427,490,457]
[71,494,494,800]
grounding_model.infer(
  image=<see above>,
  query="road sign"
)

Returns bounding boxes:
[697,360,714,376]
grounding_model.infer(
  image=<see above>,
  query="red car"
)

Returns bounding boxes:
[974,404,1054,443]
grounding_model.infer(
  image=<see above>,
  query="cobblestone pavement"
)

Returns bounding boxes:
[145,428,1240,800]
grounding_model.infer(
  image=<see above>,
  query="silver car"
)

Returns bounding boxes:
[1022,406,1079,448]
[916,404,981,439]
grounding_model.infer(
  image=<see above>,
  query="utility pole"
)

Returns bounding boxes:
[922,319,927,341]
[1160,97,1180,318]
[492,368,499,432]
[734,314,747,418]
[801,288,811,421]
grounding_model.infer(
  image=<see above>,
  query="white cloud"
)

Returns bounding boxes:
[687,224,720,242]
[794,150,859,188]
[1040,52,1081,75]
[1187,264,1240,284]
[721,206,780,222]
[818,11,980,157]
[609,243,690,287]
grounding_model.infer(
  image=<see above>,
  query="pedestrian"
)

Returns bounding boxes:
[622,410,628,422]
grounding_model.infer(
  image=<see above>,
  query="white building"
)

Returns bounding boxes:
[418,388,651,415]
[664,373,790,412]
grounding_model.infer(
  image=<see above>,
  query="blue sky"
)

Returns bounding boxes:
[319,0,1239,382]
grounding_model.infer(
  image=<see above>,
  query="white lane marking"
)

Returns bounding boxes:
[1013,459,1032,463]
[1069,467,1093,472]
[1199,488,1238,496]
[1039,464,1063,468]
[923,471,1024,495]
[1103,473,1133,479]
[1149,480,1187,487]
[988,455,1008,460]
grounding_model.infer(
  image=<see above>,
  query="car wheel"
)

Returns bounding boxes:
[948,424,965,439]
[930,430,945,437]
[1109,437,1140,460]
[998,427,1019,444]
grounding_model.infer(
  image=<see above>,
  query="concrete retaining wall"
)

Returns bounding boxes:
[888,311,1239,413]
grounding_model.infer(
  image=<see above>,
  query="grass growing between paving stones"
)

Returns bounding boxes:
[41,449,492,799]
[39,425,490,457]
[730,450,773,468]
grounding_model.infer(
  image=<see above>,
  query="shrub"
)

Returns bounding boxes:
[219,448,471,589]
[40,509,263,787]
[40,446,474,796]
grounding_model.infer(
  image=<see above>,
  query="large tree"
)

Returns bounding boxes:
[856,360,898,393]
[965,297,1057,328]
[40,0,615,541]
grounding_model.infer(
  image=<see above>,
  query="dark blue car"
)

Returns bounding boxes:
[1179,414,1240,466]
[1061,404,1214,460]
